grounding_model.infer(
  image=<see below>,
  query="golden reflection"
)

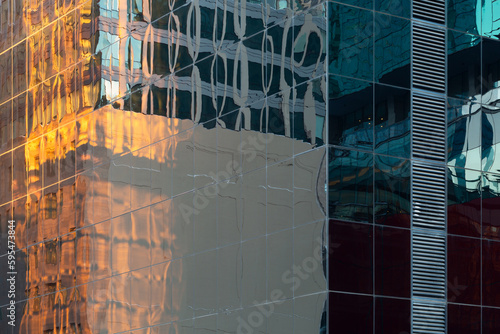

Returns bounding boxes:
[10,0,329,331]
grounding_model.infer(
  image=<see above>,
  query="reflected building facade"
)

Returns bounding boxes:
[0,0,500,333]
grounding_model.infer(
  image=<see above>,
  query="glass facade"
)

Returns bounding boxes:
[0,0,328,332]
[0,0,499,333]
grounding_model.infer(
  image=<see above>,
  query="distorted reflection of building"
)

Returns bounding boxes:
[0,0,328,332]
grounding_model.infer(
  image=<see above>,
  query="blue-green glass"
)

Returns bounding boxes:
[447,98,482,170]
[334,0,373,10]
[374,155,410,228]
[374,14,410,89]
[329,3,374,81]
[448,0,481,35]
[482,38,500,105]
[374,84,410,158]
[329,148,374,223]
[482,0,500,40]
[448,30,481,100]
[482,105,500,172]
[375,0,410,18]
[329,75,373,150]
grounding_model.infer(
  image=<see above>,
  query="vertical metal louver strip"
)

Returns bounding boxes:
[412,302,446,334]
[412,233,446,298]
[412,24,446,93]
[412,0,446,24]
[412,93,446,161]
[412,163,446,230]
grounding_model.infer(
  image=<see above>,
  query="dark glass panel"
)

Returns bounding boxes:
[267,22,293,97]
[483,239,500,307]
[482,173,500,240]
[375,297,410,334]
[447,98,481,168]
[293,7,326,85]
[293,76,326,149]
[483,307,500,334]
[375,226,410,298]
[482,38,500,105]
[448,30,481,100]
[374,14,411,89]
[328,292,373,334]
[329,220,373,294]
[447,167,481,237]
[374,85,410,157]
[329,3,373,81]
[447,235,481,304]
[448,0,480,35]
[329,149,373,223]
[333,0,373,10]
[329,75,373,150]
[375,156,410,228]
[375,0,410,18]
[447,303,480,334]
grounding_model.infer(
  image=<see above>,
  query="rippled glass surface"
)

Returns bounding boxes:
[0,0,328,331]
[328,3,373,81]
[448,30,481,100]
[374,14,411,89]
[448,98,482,170]
[329,148,373,223]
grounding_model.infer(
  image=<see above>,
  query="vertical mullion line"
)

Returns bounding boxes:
[444,8,448,332]
[324,7,330,333]
[479,20,483,334]
[371,8,375,334]
[410,2,414,332]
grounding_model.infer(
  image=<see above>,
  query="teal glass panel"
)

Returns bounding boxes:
[329,75,373,150]
[374,13,411,89]
[329,3,373,81]
[448,29,481,100]
[374,84,410,158]
[448,0,481,35]
[375,0,410,18]
[329,148,374,223]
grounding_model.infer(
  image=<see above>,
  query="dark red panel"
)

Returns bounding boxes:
[483,239,500,307]
[448,198,481,238]
[329,220,373,294]
[447,235,480,305]
[375,226,411,298]
[375,297,410,334]
[447,303,480,334]
[329,292,373,334]
[483,307,500,334]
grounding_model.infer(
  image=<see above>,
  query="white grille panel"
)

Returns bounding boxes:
[412,163,446,230]
[412,24,446,93]
[412,302,446,334]
[413,0,446,25]
[412,93,446,161]
[412,233,446,298]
